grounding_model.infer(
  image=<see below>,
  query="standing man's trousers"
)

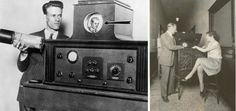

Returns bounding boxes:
[161,65,176,97]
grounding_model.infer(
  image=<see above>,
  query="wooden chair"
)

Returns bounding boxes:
[203,73,220,104]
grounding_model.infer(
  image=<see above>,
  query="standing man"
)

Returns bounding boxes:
[13,1,69,110]
[159,23,183,102]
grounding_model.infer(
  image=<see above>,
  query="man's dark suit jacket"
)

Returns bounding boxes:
[17,29,69,102]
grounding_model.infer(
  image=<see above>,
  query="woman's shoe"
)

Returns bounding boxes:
[200,90,206,98]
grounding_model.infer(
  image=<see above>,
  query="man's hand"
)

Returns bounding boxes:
[13,40,29,52]
[177,45,184,50]
[13,40,29,61]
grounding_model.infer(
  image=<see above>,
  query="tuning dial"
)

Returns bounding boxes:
[57,53,63,59]
[127,56,134,63]
[110,65,121,77]
[56,71,63,77]
[126,77,133,84]
[67,51,78,63]
[69,72,75,78]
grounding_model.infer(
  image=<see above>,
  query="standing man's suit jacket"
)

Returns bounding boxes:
[17,29,69,101]
[159,32,182,66]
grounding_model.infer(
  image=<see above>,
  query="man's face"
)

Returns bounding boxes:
[91,18,99,29]
[170,25,177,34]
[168,25,177,34]
[45,6,62,30]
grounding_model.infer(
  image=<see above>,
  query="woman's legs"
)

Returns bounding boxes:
[197,65,204,92]
[184,58,202,80]
[184,58,205,92]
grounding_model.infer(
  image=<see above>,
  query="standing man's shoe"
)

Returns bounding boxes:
[162,96,169,103]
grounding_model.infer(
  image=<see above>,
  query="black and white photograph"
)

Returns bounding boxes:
[0,0,148,111]
[150,0,235,111]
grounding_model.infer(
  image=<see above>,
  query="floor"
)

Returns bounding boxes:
[150,73,234,111]
[150,52,234,111]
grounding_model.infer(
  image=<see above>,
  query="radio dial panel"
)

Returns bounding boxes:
[53,47,136,90]
[45,41,147,94]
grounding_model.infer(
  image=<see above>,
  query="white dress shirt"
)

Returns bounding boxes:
[44,28,58,40]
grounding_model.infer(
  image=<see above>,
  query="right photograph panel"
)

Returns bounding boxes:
[150,0,235,111]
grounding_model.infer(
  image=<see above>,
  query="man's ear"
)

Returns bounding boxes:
[45,15,48,20]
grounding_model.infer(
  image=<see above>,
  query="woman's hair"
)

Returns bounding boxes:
[206,31,219,41]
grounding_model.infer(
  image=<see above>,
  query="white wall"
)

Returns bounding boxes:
[0,0,148,111]
[187,0,216,46]
[131,0,149,41]
[150,0,168,52]
[0,0,147,40]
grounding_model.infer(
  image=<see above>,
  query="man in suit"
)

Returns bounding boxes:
[13,1,69,110]
[159,23,183,102]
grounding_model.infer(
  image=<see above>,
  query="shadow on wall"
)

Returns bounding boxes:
[59,22,67,35]
[150,52,158,85]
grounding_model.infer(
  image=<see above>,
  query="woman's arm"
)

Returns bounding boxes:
[192,42,218,52]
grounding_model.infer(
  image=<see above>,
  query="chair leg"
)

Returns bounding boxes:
[177,81,181,100]
[204,92,208,102]
[217,94,220,104]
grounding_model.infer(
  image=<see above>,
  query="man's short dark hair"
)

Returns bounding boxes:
[42,1,63,15]
[167,23,176,28]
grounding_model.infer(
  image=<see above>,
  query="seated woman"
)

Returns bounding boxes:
[181,31,222,97]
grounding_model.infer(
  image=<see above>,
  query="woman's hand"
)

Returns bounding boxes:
[192,46,198,49]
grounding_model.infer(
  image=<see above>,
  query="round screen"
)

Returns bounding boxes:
[84,12,103,33]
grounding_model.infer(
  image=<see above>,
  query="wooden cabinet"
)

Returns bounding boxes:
[176,48,205,79]
[174,32,205,99]
[175,48,205,99]
[22,83,147,111]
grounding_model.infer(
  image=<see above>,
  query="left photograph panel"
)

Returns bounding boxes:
[0,0,148,111]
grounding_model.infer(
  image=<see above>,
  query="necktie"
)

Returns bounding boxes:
[49,33,53,40]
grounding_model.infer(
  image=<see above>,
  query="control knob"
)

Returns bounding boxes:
[110,65,121,77]
[126,77,133,84]
[57,53,63,59]
[56,71,63,77]
[127,56,134,63]
[69,72,75,78]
